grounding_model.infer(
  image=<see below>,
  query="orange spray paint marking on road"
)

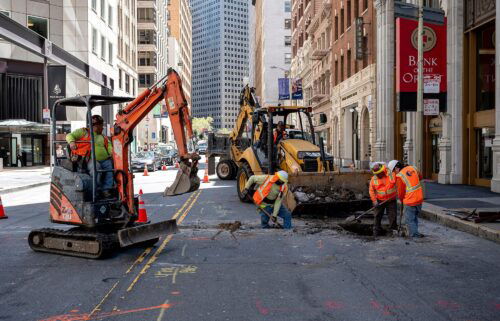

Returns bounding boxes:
[39,303,175,321]
[171,291,181,295]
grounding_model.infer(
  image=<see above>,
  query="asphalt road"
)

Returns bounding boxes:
[1,163,500,321]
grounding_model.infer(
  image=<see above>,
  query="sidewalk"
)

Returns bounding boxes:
[422,182,500,243]
[0,166,51,194]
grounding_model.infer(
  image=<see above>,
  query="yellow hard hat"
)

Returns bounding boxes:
[276,170,288,183]
[372,164,386,175]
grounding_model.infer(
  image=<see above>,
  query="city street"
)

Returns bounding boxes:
[1,162,500,321]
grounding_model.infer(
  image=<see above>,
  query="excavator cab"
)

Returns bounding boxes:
[28,95,179,259]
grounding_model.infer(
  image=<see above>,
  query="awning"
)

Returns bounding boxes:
[0,119,50,134]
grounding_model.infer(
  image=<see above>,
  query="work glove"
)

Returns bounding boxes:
[271,216,277,223]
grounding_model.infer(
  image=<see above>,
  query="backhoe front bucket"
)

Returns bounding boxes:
[164,168,200,196]
[118,219,179,247]
[284,171,373,216]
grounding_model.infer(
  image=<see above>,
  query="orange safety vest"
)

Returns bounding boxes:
[273,130,287,144]
[72,128,109,159]
[397,166,424,206]
[369,170,397,202]
[253,175,287,205]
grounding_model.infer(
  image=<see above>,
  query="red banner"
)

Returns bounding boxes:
[396,18,447,95]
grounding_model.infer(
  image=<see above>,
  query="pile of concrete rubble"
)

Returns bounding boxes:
[292,185,365,204]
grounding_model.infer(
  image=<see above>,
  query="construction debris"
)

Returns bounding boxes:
[292,186,364,204]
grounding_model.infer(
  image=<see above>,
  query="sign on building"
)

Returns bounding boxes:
[291,78,303,100]
[395,18,447,112]
[278,78,290,100]
[48,65,67,121]
[423,99,439,116]
[355,17,364,60]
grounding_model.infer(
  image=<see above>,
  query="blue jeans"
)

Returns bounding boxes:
[404,205,422,237]
[88,158,114,191]
[260,205,292,229]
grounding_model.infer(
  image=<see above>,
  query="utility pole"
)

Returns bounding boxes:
[415,0,424,170]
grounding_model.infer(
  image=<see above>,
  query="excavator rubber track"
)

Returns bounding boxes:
[28,228,119,259]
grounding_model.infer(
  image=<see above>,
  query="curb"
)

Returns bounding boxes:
[421,203,500,244]
[0,182,50,195]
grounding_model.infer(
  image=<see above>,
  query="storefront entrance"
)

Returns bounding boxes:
[463,21,496,187]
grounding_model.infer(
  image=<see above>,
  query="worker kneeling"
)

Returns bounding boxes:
[369,163,398,236]
[66,115,114,199]
[242,171,292,229]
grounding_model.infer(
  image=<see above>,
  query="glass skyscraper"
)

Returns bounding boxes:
[191,0,249,129]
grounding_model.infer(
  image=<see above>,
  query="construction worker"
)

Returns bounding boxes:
[388,160,424,238]
[66,115,114,198]
[241,170,292,229]
[273,121,287,144]
[369,162,398,236]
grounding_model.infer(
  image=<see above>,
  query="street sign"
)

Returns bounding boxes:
[424,75,441,94]
[278,78,290,100]
[424,99,439,115]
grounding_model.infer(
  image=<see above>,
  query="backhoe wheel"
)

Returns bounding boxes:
[216,160,234,180]
[236,162,254,203]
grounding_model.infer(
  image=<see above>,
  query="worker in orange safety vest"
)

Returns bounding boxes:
[388,160,424,238]
[241,170,292,229]
[369,162,398,236]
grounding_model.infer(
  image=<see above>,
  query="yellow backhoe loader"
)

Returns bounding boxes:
[207,86,372,216]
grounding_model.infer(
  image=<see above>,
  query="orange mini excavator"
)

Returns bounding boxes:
[28,68,200,258]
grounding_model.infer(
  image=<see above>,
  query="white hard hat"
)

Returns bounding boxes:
[276,170,288,183]
[388,160,400,172]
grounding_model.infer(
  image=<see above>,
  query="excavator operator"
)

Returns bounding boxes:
[66,115,114,198]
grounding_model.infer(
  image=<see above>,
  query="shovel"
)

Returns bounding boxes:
[343,199,392,225]
[258,207,283,229]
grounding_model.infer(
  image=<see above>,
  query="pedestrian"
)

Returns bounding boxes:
[66,115,114,198]
[241,170,292,229]
[369,162,398,236]
[388,160,424,238]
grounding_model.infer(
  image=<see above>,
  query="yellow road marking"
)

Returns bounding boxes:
[156,299,170,321]
[126,190,202,292]
[87,191,198,317]
[87,280,120,319]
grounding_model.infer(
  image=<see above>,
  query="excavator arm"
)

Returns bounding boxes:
[229,85,259,161]
[112,68,199,214]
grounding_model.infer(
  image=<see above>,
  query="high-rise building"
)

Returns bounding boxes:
[252,0,292,106]
[116,0,138,101]
[191,0,249,129]
[167,0,192,107]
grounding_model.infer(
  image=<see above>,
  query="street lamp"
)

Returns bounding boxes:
[270,65,291,106]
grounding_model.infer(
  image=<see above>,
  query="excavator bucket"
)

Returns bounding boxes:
[284,171,373,217]
[164,164,201,196]
[118,219,179,247]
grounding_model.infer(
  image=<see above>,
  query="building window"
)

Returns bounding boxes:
[347,0,351,28]
[334,15,338,40]
[347,49,352,78]
[340,8,344,34]
[477,23,495,112]
[285,36,291,46]
[284,0,291,13]
[101,35,106,60]
[138,30,156,44]
[285,53,291,64]
[363,0,368,11]
[119,69,122,89]
[27,16,48,38]
[334,60,338,85]
[125,74,130,93]
[138,8,155,23]
[354,0,359,18]
[284,19,291,29]
[139,74,155,87]
[108,5,113,27]
[108,42,113,64]
[138,51,156,66]
[101,0,106,20]
[92,0,97,12]
[92,28,98,54]
[340,55,344,82]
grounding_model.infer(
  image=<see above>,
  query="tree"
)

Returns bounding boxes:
[191,117,213,138]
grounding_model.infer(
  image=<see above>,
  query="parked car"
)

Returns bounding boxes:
[131,151,162,172]
[197,141,208,155]
[158,149,178,166]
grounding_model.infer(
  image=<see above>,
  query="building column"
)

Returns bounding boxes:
[373,0,395,162]
[491,3,500,192]
[437,1,463,184]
